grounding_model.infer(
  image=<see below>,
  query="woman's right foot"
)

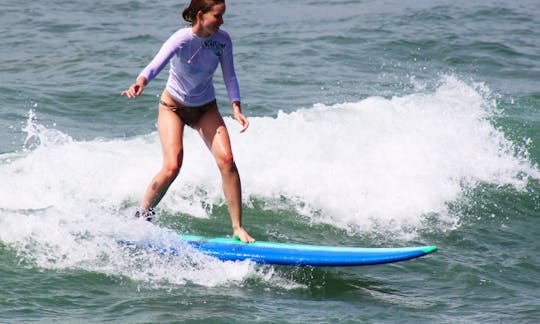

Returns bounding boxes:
[134,208,155,222]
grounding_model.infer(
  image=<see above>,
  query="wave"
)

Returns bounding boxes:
[0,75,537,283]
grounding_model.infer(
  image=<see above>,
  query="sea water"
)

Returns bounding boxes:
[1,0,539,322]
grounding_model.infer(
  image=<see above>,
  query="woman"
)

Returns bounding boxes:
[121,0,255,243]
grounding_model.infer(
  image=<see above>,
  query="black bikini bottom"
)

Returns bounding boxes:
[159,99,216,126]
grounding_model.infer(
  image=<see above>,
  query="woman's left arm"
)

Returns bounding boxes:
[220,33,247,132]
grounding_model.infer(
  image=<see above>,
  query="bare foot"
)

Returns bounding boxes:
[233,227,255,243]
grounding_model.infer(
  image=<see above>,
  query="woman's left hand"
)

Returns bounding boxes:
[232,101,249,132]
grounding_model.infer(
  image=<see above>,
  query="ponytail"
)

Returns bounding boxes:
[182,0,225,24]
[182,5,197,23]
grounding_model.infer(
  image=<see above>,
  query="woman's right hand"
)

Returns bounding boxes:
[121,77,147,98]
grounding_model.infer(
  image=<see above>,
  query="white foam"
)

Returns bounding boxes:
[236,75,538,233]
[0,75,538,284]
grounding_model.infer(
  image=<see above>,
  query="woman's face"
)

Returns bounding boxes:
[195,3,225,37]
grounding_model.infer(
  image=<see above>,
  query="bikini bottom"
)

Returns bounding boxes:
[159,99,216,126]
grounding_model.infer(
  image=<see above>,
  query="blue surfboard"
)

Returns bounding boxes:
[121,234,437,267]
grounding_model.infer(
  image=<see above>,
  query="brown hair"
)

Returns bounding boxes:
[182,0,225,24]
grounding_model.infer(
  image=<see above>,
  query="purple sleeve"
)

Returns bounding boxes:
[138,34,179,84]
[220,37,241,103]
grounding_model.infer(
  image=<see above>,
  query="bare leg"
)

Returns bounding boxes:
[140,104,185,211]
[194,104,255,242]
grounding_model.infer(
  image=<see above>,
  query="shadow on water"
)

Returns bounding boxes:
[277,265,394,298]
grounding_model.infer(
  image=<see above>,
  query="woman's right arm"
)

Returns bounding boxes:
[121,30,182,98]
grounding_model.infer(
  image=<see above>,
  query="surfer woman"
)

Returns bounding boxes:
[121,0,255,243]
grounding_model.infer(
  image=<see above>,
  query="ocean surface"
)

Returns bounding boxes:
[1,0,539,322]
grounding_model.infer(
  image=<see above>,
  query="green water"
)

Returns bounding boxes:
[1,0,539,322]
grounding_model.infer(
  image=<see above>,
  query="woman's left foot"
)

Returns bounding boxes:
[233,227,255,243]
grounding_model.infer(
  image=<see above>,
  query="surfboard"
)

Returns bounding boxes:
[121,233,437,267]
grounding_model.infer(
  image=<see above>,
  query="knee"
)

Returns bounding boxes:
[162,158,182,180]
[216,153,236,174]
[163,164,181,179]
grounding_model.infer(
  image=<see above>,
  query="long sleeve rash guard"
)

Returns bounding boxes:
[138,27,240,106]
